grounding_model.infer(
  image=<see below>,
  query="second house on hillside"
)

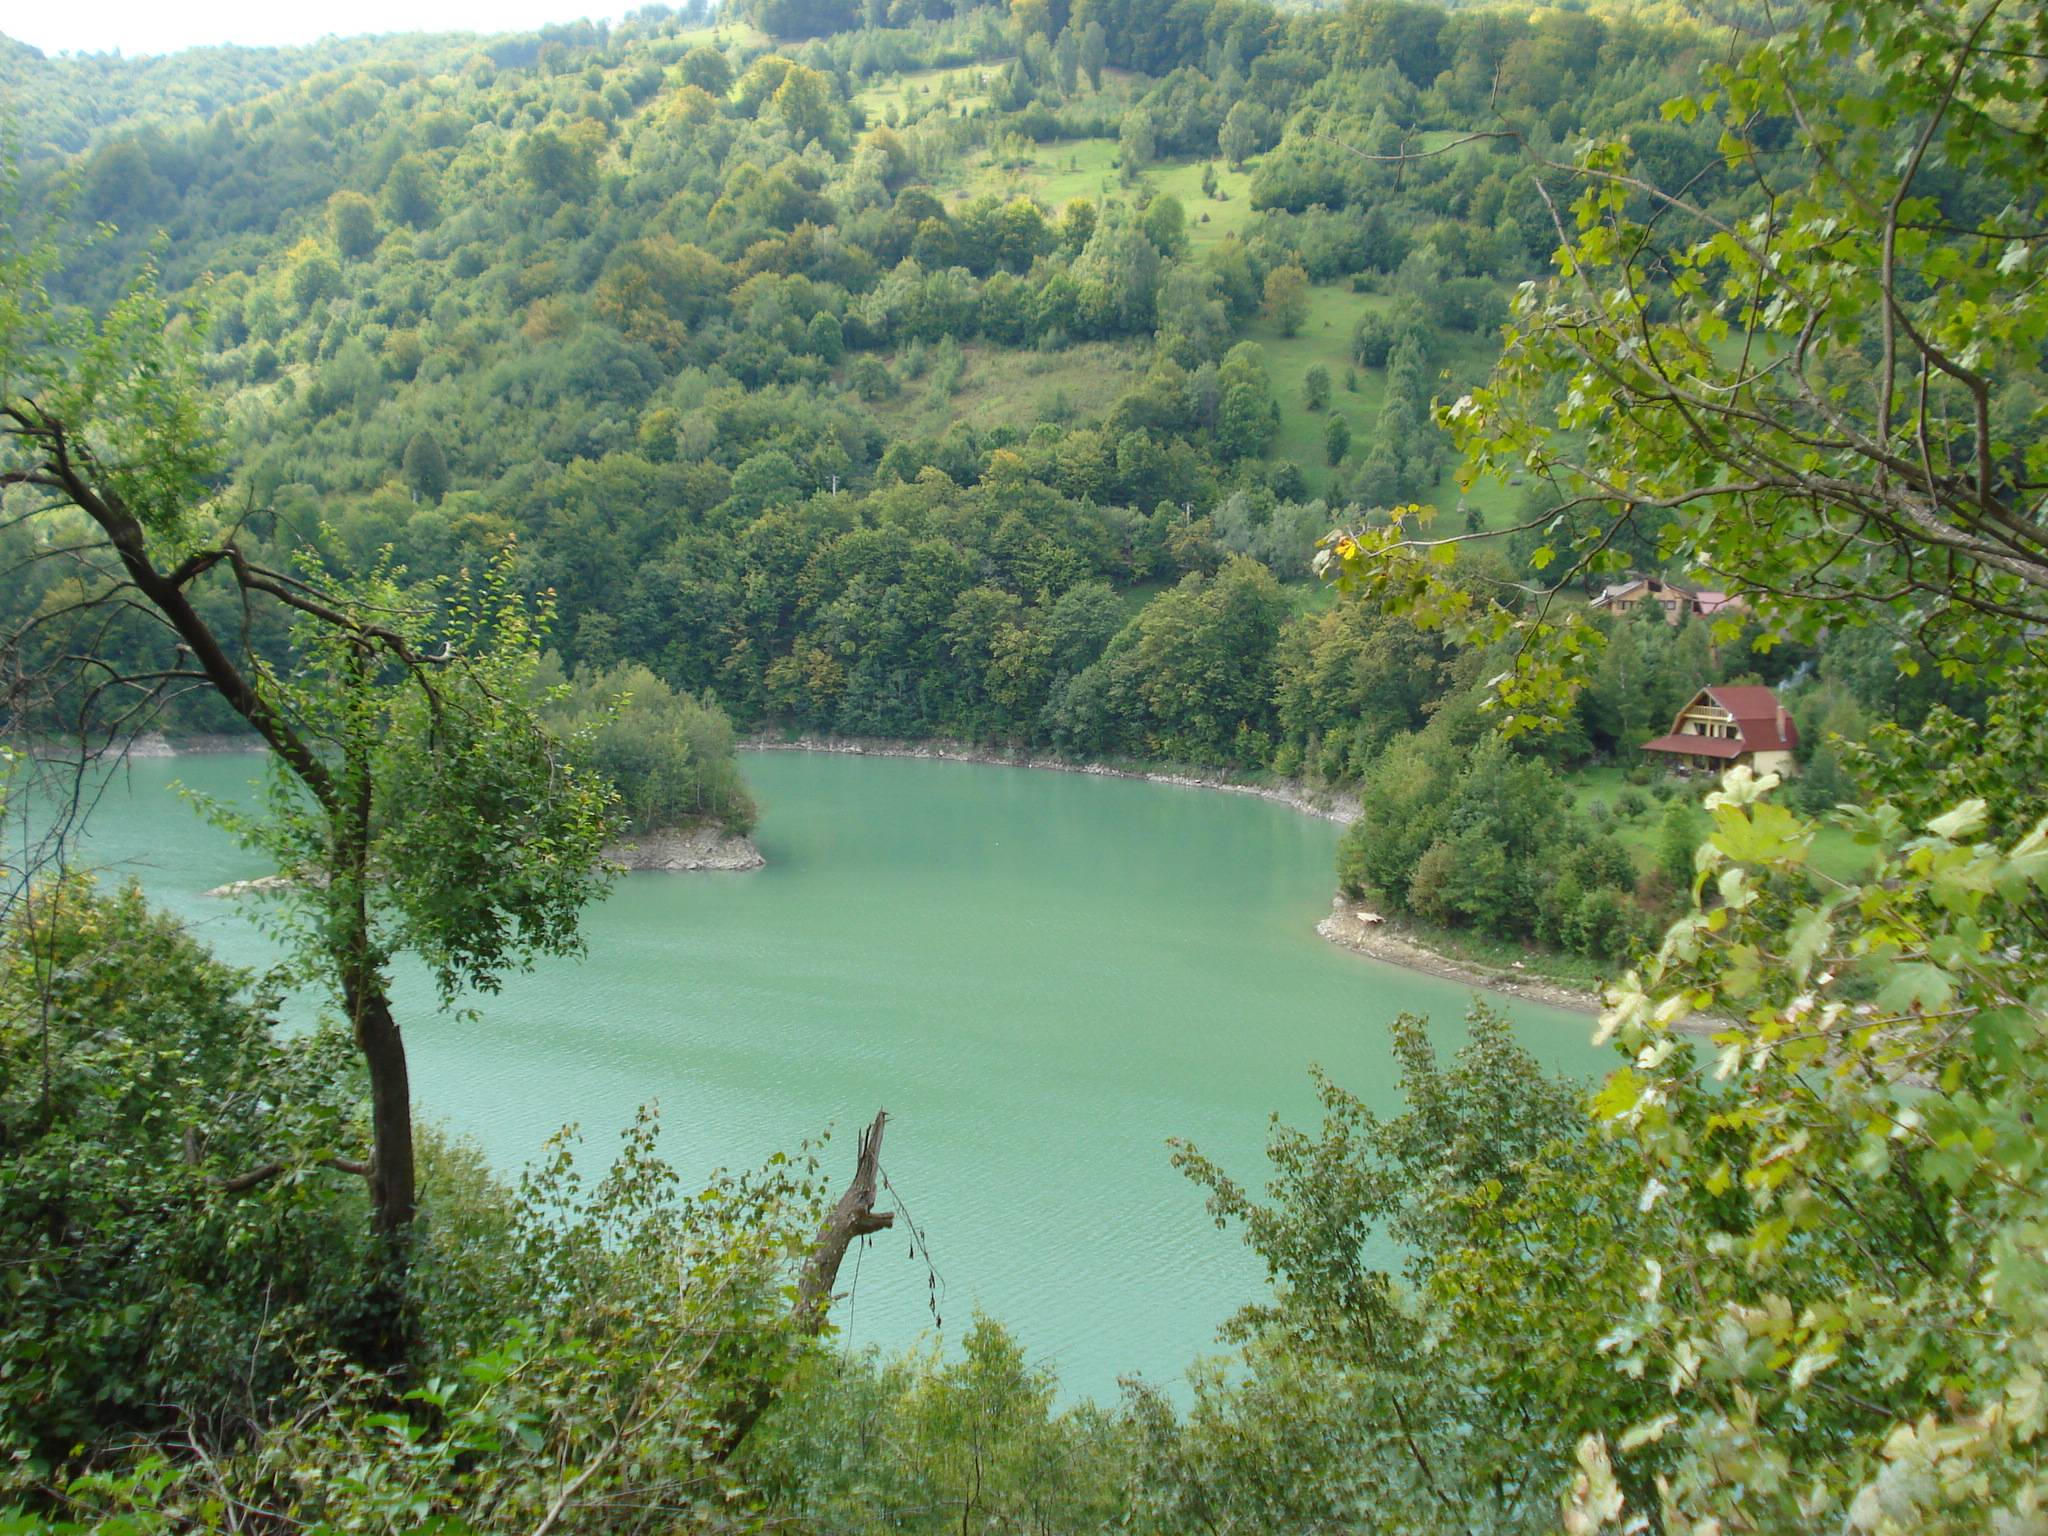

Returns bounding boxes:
[1592,576,1746,625]
[1641,685,1799,777]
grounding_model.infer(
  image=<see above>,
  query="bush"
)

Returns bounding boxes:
[1565,884,1636,960]
[1335,817,1374,898]
[1351,311,1393,367]
[0,880,371,1464]
[1302,365,1331,411]
[543,662,758,836]
[1656,799,1699,890]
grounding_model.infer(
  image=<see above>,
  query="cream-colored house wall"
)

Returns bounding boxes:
[1749,749,1797,778]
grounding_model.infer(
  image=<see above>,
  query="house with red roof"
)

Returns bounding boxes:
[1641,685,1799,776]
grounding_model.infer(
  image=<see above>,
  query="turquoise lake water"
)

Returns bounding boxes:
[31,748,1605,1401]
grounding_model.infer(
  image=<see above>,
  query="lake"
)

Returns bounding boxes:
[31,748,1604,1401]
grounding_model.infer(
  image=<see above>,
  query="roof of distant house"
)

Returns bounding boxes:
[1592,576,1689,605]
[1640,732,1745,759]
[1702,685,1799,753]
[1590,578,1749,618]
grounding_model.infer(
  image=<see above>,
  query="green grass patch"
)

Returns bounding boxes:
[1564,762,1875,886]
[664,22,771,49]
[1410,128,1495,160]
[856,64,1001,125]
[1248,282,1508,513]
[1244,286,1393,496]
[1146,156,1262,250]
[864,338,1149,438]
[1113,578,1170,620]
[935,136,1122,209]
[937,139,1260,226]
[1280,578,1337,617]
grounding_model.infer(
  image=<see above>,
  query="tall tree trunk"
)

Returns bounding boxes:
[338,679,416,1358]
[351,983,417,1236]
[35,429,423,1366]
[350,980,417,1368]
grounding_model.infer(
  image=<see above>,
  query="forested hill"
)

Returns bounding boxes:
[2,0,1725,751]
[0,29,499,158]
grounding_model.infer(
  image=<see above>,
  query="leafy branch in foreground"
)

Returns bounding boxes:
[1320,0,2048,728]
[1570,766,2048,1534]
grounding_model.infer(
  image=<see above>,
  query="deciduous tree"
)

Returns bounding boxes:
[1,222,612,1352]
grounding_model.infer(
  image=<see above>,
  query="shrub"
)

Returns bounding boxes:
[543,663,758,836]
[1302,365,1331,411]
[0,880,371,1464]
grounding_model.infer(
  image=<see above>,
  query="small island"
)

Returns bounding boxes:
[543,660,764,874]
[200,661,764,895]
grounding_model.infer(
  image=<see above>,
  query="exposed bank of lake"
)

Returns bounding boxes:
[605,823,764,872]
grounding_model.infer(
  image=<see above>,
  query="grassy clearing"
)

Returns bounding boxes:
[1280,578,1337,617]
[938,135,1124,208]
[1568,764,1714,882]
[1145,156,1263,250]
[1410,127,1495,159]
[940,143,1263,229]
[1246,281,1508,515]
[856,65,1000,124]
[663,22,771,49]
[1451,469,1528,530]
[864,338,1149,438]
[1565,762,1872,884]
[1244,286,1393,494]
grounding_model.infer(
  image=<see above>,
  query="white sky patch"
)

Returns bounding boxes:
[7,1,626,58]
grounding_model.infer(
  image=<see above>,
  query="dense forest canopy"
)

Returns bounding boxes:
[5,0,2048,1529]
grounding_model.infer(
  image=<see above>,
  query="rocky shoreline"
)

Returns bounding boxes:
[604,824,764,872]
[125,731,263,758]
[1316,902,1606,1017]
